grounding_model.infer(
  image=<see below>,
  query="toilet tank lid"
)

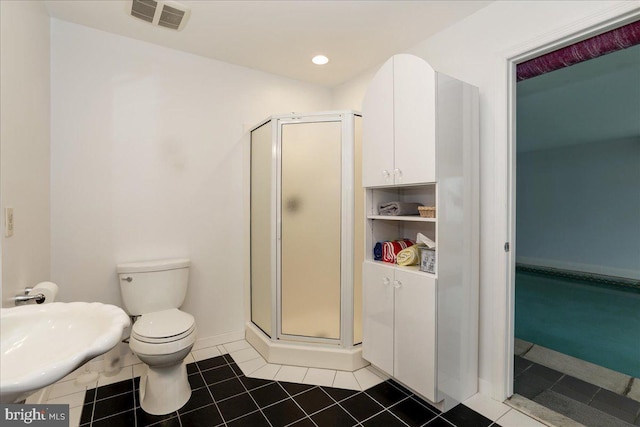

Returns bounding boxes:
[117,258,190,274]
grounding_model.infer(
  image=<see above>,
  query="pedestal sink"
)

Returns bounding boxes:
[0,302,130,403]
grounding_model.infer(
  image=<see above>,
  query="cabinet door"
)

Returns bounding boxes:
[362,58,394,187]
[394,270,437,401]
[362,262,395,375]
[393,54,436,185]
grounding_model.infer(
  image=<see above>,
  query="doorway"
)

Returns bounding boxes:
[506,17,640,427]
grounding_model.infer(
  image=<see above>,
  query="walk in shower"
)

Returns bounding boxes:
[248,111,366,370]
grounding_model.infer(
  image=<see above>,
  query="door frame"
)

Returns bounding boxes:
[495,2,640,400]
[275,112,357,347]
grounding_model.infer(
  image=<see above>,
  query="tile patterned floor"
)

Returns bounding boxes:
[78,352,503,427]
[514,356,640,427]
[38,339,547,427]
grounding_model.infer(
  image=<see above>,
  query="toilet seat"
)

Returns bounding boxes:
[133,324,196,344]
[133,308,195,342]
[130,309,196,355]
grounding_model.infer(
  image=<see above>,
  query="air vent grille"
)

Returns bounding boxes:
[158,5,185,30]
[131,0,157,23]
[129,0,189,31]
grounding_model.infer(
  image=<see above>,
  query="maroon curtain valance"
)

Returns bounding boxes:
[517,20,640,81]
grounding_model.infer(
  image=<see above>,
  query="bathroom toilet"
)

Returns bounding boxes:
[117,258,196,415]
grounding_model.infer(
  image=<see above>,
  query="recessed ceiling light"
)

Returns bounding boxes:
[312,55,329,65]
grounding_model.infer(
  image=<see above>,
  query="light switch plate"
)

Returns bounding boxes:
[5,207,14,237]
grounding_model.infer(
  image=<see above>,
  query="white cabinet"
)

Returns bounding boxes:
[362,261,436,401]
[362,262,394,374]
[361,54,479,410]
[362,54,436,187]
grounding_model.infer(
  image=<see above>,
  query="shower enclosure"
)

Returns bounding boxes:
[248,111,365,370]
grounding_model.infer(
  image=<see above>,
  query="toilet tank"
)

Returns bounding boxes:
[117,258,190,315]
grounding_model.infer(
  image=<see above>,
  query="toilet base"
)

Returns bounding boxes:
[139,362,191,415]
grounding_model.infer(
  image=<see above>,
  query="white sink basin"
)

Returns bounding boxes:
[0,302,130,403]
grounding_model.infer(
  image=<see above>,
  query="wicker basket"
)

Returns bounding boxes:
[418,206,436,218]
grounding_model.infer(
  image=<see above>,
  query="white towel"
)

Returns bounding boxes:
[417,232,435,249]
[378,202,422,216]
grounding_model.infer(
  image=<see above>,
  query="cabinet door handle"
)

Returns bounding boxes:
[382,277,390,286]
[382,170,391,181]
[393,280,402,289]
[394,169,402,181]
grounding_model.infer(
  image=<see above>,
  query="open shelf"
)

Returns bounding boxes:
[367,215,436,222]
[364,260,437,278]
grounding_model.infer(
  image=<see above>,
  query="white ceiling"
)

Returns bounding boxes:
[517,44,640,152]
[44,0,491,87]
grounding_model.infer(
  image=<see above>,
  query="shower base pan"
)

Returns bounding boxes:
[245,322,369,372]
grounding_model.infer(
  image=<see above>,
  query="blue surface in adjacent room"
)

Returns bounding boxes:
[515,269,640,378]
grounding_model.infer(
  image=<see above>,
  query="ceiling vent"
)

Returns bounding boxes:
[130,0,190,31]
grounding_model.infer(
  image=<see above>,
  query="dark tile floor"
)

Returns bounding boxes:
[514,355,640,427]
[80,354,501,427]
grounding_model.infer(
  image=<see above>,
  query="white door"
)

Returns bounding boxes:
[393,54,437,185]
[362,261,395,374]
[394,269,437,401]
[362,58,394,187]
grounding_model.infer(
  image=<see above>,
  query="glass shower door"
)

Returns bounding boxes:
[280,121,342,340]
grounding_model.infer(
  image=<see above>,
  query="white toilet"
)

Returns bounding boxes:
[117,258,196,415]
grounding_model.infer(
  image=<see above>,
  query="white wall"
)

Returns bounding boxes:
[50,20,332,340]
[0,1,51,307]
[330,0,636,397]
[517,137,640,279]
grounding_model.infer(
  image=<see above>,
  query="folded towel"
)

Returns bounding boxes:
[382,239,414,263]
[417,232,436,249]
[378,202,422,216]
[397,244,420,266]
[373,242,383,261]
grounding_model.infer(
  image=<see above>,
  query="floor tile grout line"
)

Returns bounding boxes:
[352,371,365,391]
[279,383,322,427]
[493,408,511,425]
[586,385,602,406]
[220,408,263,425]
[520,343,535,358]
[289,387,341,422]
[131,377,138,427]
[334,400,361,426]
[237,356,268,377]
[362,383,410,413]
[193,356,228,427]
[88,385,97,427]
[90,406,135,424]
[329,370,341,389]
[425,414,456,427]
[359,405,411,427]
[386,393,440,421]
[225,355,275,427]
[298,382,359,425]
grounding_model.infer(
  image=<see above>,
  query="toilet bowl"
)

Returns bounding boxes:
[130,309,196,415]
[116,259,196,415]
